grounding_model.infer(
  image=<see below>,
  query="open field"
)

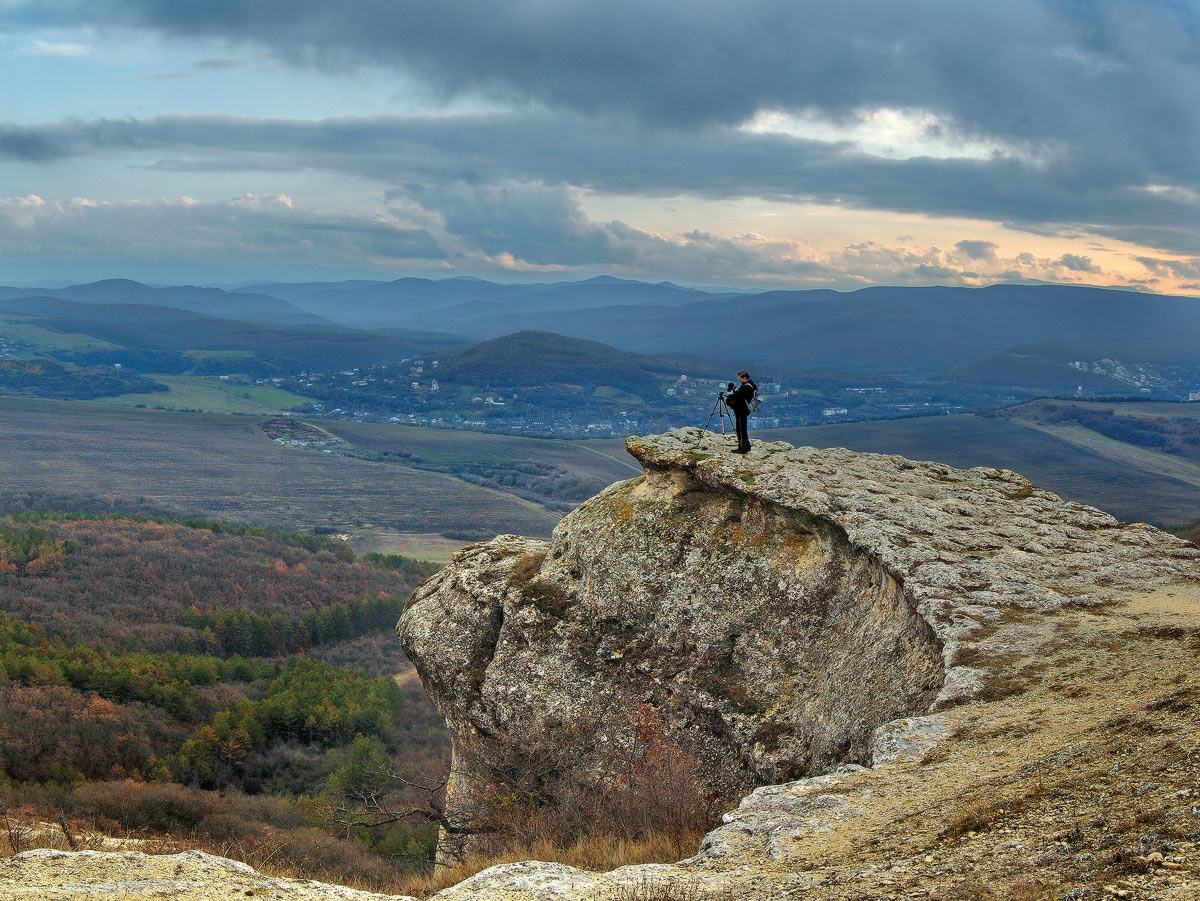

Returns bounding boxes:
[0,317,117,352]
[340,527,477,562]
[762,412,1200,525]
[1040,399,1200,420]
[93,374,315,414]
[1017,420,1200,489]
[3,398,1199,560]
[0,397,561,553]
[321,419,641,485]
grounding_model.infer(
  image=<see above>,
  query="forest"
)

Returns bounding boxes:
[0,357,166,399]
[0,513,448,886]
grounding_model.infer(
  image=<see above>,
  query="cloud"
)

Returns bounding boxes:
[3,1,1194,186]
[139,56,248,80]
[0,182,1160,291]
[0,193,445,267]
[1,113,1196,256]
[392,183,1143,289]
[955,240,997,261]
[0,2,1195,290]
[1135,256,1200,280]
[1056,253,1099,272]
[23,39,88,56]
[193,57,244,71]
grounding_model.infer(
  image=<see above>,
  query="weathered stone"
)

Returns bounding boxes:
[399,430,1197,861]
[0,849,415,900]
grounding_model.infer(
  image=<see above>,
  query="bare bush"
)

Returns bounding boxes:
[2,809,36,854]
[327,700,724,893]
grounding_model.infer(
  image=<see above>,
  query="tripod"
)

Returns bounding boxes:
[702,393,735,438]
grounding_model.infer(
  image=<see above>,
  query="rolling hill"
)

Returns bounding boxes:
[0,279,330,327]
[0,296,468,374]
[244,274,733,330]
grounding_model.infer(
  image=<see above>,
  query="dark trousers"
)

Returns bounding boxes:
[735,412,750,451]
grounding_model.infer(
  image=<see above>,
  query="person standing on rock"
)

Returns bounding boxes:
[726,370,757,453]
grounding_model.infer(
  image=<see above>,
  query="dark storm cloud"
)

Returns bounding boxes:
[2,113,1196,255]
[6,1,1198,187]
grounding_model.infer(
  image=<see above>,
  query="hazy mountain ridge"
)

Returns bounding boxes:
[243,277,1200,383]
[241,274,737,330]
[0,279,332,327]
[0,295,467,374]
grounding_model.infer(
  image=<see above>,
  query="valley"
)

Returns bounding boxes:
[1,396,1198,565]
[0,514,447,888]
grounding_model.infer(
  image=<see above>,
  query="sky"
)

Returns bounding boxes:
[0,1,1197,293]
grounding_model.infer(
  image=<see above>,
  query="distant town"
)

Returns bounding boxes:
[227,355,1200,438]
[2,325,1197,438]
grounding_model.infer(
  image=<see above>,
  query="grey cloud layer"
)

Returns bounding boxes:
[0,195,444,265]
[0,187,1149,291]
[6,1,1198,186]
[2,114,1198,255]
[2,1,1197,285]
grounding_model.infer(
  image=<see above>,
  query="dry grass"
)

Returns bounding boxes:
[1,815,711,899]
[508,549,547,584]
[588,876,742,901]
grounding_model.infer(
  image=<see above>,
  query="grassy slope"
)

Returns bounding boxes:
[0,398,560,547]
[0,317,118,352]
[1036,400,1200,420]
[762,413,1200,526]
[4,396,1199,550]
[320,419,641,486]
[92,374,316,414]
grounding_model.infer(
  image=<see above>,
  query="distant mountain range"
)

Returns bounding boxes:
[236,277,1198,379]
[239,274,734,331]
[0,293,467,373]
[1,276,1196,407]
[0,278,330,327]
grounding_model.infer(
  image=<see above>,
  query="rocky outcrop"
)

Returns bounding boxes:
[399,429,1200,859]
[0,849,415,900]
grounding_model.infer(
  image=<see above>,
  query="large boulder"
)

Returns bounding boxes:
[398,429,1199,859]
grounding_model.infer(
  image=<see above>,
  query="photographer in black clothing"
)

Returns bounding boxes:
[725,370,756,453]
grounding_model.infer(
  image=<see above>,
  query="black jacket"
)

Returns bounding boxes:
[727,379,756,416]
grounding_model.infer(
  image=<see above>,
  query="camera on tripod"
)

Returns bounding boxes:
[703,383,738,438]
